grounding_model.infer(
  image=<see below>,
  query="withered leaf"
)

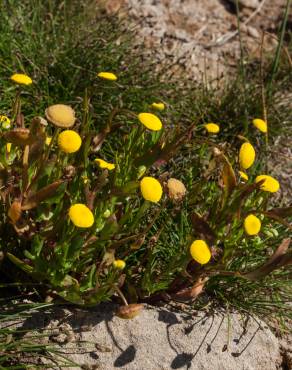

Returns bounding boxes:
[8,201,22,223]
[214,150,237,196]
[100,248,115,267]
[191,213,216,244]
[92,132,107,152]
[4,128,35,146]
[116,304,144,319]
[171,277,208,302]
[222,162,237,196]
[243,238,291,280]
[266,206,292,219]
[22,180,65,210]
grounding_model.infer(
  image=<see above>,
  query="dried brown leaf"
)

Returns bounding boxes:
[8,201,22,224]
[171,277,208,302]
[266,206,292,218]
[22,180,64,210]
[116,304,144,319]
[4,128,35,146]
[243,238,291,280]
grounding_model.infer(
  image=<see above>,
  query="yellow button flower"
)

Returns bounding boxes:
[151,102,165,111]
[58,130,82,153]
[244,214,261,236]
[10,73,32,85]
[113,260,126,270]
[239,142,255,169]
[190,240,211,265]
[0,115,11,129]
[69,204,94,228]
[252,118,267,133]
[6,143,12,153]
[95,158,115,170]
[239,171,249,181]
[140,177,162,203]
[204,123,220,134]
[255,175,280,193]
[45,136,52,145]
[138,113,162,131]
[97,72,117,81]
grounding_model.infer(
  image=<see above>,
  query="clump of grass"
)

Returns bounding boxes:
[0,297,83,369]
[0,66,291,311]
[0,0,291,324]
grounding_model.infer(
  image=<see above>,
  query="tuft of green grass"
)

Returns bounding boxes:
[0,0,291,323]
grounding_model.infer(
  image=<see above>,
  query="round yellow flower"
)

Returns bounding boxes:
[244,214,261,235]
[239,142,255,169]
[190,240,211,265]
[255,175,280,193]
[69,204,94,228]
[239,171,249,181]
[0,115,11,129]
[140,177,162,203]
[113,260,126,270]
[151,102,165,111]
[58,130,82,153]
[252,118,267,133]
[10,73,32,85]
[95,158,115,170]
[204,123,220,134]
[97,72,117,81]
[138,113,162,131]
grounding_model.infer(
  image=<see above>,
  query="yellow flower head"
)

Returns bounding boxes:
[69,204,94,228]
[95,158,115,170]
[45,136,52,146]
[204,123,220,134]
[140,176,162,203]
[0,115,11,129]
[239,142,255,169]
[97,72,117,81]
[190,240,211,265]
[252,118,267,133]
[151,102,165,111]
[113,259,126,270]
[244,214,261,236]
[6,143,12,153]
[138,113,162,131]
[11,73,32,85]
[58,130,82,153]
[239,171,249,181]
[255,175,280,193]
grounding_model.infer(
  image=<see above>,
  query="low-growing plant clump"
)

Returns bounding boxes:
[0,71,291,320]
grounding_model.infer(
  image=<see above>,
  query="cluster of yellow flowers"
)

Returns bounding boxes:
[8,72,281,271]
[190,118,279,265]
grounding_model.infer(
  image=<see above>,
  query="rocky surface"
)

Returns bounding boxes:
[5,303,286,369]
[108,0,287,80]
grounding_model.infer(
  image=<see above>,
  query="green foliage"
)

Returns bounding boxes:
[0,70,291,309]
[0,0,291,323]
